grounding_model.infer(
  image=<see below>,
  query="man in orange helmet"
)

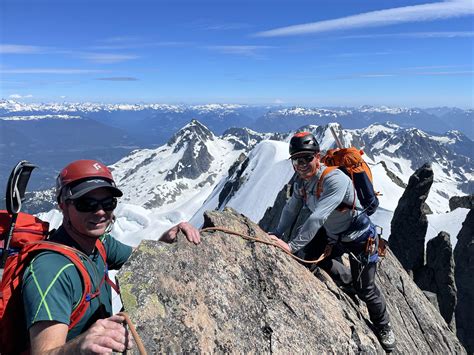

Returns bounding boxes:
[22,159,201,354]
[268,132,395,352]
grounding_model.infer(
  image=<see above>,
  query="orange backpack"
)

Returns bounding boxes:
[317,147,379,215]
[0,211,111,355]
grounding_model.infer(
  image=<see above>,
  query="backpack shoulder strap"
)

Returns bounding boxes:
[316,166,338,199]
[94,238,120,294]
[20,241,93,330]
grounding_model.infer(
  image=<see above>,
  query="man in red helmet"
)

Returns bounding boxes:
[22,159,201,354]
[267,132,395,352]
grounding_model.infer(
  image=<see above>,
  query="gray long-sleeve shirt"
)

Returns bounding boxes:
[275,165,370,252]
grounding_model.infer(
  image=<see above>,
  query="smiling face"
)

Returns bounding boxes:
[291,152,320,180]
[64,187,115,239]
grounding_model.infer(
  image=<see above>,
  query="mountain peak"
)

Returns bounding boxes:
[167,120,215,150]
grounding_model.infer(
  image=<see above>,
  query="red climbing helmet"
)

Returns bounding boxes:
[56,159,122,202]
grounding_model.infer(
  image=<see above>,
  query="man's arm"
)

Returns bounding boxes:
[288,171,350,252]
[29,315,132,354]
[271,191,304,239]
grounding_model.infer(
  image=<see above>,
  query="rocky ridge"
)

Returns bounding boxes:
[389,163,434,274]
[454,209,474,354]
[118,208,464,353]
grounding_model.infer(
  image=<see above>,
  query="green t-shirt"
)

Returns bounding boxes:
[22,226,133,341]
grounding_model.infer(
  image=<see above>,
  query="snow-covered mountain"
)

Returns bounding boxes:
[37,120,470,255]
[108,120,278,225]
[354,124,473,198]
[190,122,470,223]
[109,120,471,232]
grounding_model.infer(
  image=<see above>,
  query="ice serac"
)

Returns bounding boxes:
[117,208,464,354]
[389,163,433,274]
[454,209,474,354]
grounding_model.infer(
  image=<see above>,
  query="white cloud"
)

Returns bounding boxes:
[255,0,474,37]
[207,45,273,57]
[339,31,474,39]
[334,70,473,80]
[101,36,143,43]
[96,77,139,81]
[9,94,33,99]
[0,44,43,54]
[1,68,107,74]
[205,23,253,31]
[81,53,139,64]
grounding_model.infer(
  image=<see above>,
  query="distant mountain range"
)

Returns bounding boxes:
[0,99,472,203]
[1,100,472,143]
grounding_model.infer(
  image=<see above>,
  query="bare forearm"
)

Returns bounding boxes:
[31,335,83,355]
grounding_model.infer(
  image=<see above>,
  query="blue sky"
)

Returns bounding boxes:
[1,0,473,107]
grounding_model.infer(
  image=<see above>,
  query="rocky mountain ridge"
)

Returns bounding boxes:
[117,208,465,353]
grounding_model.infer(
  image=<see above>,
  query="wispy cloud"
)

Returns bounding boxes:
[80,53,139,64]
[0,44,44,54]
[205,23,253,31]
[101,36,143,43]
[1,68,107,74]
[255,0,474,37]
[411,70,474,76]
[90,41,192,50]
[339,31,474,39]
[9,94,33,99]
[403,65,471,70]
[333,51,401,58]
[96,77,139,81]
[0,44,141,65]
[207,45,274,57]
[334,70,473,80]
[190,19,253,32]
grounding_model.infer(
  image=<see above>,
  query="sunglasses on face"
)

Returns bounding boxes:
[291,154,315,165]
[72,196,117,213]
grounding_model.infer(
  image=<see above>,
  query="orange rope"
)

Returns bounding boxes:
[200,226,329,265]
[118,312,147,355]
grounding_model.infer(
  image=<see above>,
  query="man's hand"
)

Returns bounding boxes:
[75,314,133,354]
[323,244,333,258]
[30,314,133,354]
[160,221,201,245]
[268,233,292,253]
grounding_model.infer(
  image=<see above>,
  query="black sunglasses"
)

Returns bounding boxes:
[291,154,315,165]
[72,196,117,213]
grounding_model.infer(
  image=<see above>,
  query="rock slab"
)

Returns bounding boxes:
[415,232,457,331]
[454,209,474,354]
[118,208,464,354]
